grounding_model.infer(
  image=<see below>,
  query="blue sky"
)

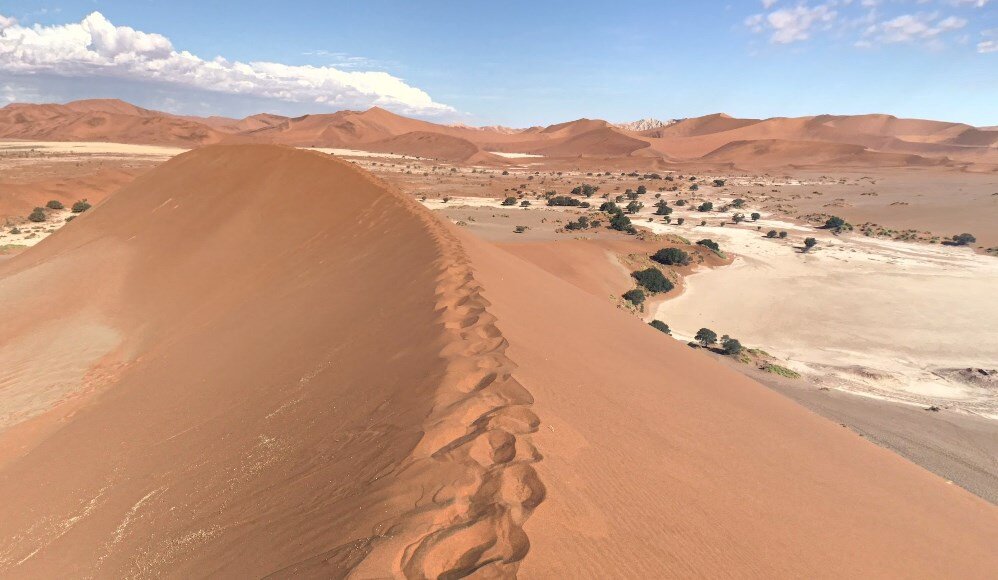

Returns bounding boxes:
[0,0,995,126]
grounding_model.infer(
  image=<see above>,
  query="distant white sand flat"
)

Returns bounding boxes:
[646,217,998,416]
[0,141,187,157]
[309,148,425,160]
[487,151,544,158]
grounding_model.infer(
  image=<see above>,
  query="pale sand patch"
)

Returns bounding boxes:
[646,216,998,416]
[0,141,186,158]
[0,318,121,432]
[308,148,425,160]
[487,152,544,158]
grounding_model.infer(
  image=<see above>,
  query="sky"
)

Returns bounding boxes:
[0,0,995,126]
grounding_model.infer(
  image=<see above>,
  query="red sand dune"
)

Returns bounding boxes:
[365,131,505,164]
[3,98,997,169]
[701,138,946,169]
[0,145,995,577]
[0,100,226,146]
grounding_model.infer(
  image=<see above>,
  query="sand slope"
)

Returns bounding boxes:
[462,230,998,578]
[0,145,543,577]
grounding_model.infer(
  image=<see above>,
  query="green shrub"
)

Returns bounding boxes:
[722,337,743,355]
[622,288,645,305]
[632,268,674,293]
[751,212,761,221]
[697,202,713,212]
[501,196,517,206]
[766,230,778,238]
[652,247,691,266]
[804,237,818,250]
[71,200,92,213]
[696,239,720,252]
[649,320,671,334]
[28,208,47,222]
[547,196,582,207]
[952,233,976,245]
[46,200,65,210]
[609,212,635,233]
[824,216,846,229]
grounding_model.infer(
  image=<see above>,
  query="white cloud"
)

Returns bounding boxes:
[862,12,967,45]
[949,0,990,7]
[0,11,453,115]
[762,0,779,9]
[748,3,839,44]
[979,40,998,52]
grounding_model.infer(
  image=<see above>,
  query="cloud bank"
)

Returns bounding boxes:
[0,11,453,116]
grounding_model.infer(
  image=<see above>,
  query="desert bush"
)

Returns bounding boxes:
[767,230,778,238]
[952,233,976,245]
[696,239,720,252]
[713,179,726,187]
[625,200,643,214]
[649,320,671,334]
[547,196,582,207]
[778,231,788,238]
[636,185,647,195]
[520,200,531,207]
[655,204,673,216]
[609,212,635,233]
[632,268,674,293]
[722,337,743,355]
[804,237,818,251]
[514,225,527,234]
[652,247,691,266]
[824,216,846,229]
[697,202,713,212]
[46,200,65,210]
[622,288,645,305]
[751,212,760,221]
[28,208,46,222]
[501,197,517,206]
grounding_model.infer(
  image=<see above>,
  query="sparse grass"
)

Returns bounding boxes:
[0,244,28,254]
[763,363,801,379]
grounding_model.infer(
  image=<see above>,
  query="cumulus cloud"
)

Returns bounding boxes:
[745,2,838,44]
[0,11,453,115]
[861,12,967,46]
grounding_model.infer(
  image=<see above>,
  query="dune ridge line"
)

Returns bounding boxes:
[348,211,546,578]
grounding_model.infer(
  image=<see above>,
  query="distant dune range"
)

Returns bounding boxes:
[2,99,996,169]
[0,145,996,576]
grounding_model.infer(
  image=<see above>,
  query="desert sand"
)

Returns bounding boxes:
[1,145,996,578]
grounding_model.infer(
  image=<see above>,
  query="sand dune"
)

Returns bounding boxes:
[365,131,504,164]
[0,145,542,577]
[0,100,226,146]
[701,138,945,169]
[4,99,995,169]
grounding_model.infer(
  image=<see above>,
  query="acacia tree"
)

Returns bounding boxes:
[695,328,718,347]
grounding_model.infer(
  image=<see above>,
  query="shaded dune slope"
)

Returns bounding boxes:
[0,145,542,577]
[461,231,998,577]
